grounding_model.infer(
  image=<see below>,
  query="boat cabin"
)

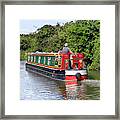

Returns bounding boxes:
[27,52,85,70]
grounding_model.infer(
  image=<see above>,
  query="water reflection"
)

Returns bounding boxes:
[64,83,86,100]
[58,81,100,100]
[20,61,100,100]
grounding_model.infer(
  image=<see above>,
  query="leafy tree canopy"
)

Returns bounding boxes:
[20,20,100,70]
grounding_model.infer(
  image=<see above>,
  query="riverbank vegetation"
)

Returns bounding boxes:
[88,70,100,80]
[20,20,100,77]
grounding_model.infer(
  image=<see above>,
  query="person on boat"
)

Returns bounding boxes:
[62,43,71,54]
[62,43,72,69]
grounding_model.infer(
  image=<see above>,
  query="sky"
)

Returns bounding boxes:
[20,19,73,34]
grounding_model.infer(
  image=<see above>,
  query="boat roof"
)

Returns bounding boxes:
[27,52,61,56]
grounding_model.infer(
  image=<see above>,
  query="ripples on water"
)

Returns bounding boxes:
[20,61,100,100]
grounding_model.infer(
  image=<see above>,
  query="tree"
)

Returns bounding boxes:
[20,20,100,70]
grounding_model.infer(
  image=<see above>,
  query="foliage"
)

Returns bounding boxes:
[88,70,100,80]
[20,20,100,70]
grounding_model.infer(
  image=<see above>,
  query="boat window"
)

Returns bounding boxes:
[31,56,33,62]
[34,56,36,63]
[38,56,41,63]
[45,57,48,65]
[50,56,55,66]
[44,56,46,64]
[41,56,44,64]
[48,57,51,65]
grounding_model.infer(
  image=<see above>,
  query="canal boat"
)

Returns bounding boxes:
[26,52,88,83]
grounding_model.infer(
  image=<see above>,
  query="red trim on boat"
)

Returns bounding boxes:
[65,75,87,81]
[65,76,76,80]
[65,75,87,85]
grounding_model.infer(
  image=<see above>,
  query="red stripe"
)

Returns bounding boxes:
[65,76,76,80]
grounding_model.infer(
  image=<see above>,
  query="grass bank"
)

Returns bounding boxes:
[88,70,100,80]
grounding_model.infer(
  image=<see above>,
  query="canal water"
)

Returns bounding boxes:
[20,61,100,100]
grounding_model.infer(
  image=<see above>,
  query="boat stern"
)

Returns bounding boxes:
[65,69,88,81]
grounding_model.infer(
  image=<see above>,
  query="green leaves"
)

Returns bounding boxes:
[20,20,100,70]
